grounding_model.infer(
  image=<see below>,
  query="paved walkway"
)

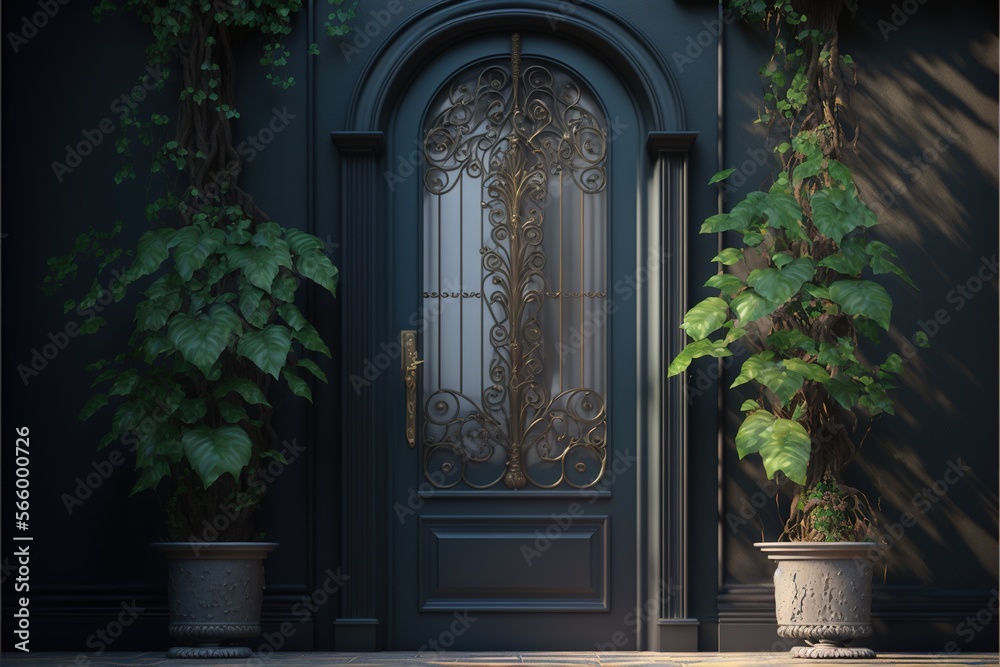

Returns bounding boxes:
[1,653,997,667]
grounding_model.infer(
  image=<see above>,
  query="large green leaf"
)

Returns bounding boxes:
[270,272,298,302]
[130,229,173,280]
[680,297,729,341]
[730,289,779,323]
[236,324,292,379]
[175,398,208,424]
[251,221,283,249]
[277,303,308,331]
[297,358,328,383]
[746,257,814,304]
[712,248,744,266]
[818,237,868,276]
[810,188,863,246]
[735,410,775,457]
[112,401,145,439]
[230,246,281,292]
[218,400,250,424]
[762,418,811,484]
[704,273,745,297]
[213,378,271,406]
[293,323,331,357]
[825,375,861,410]
[239,284,271,328]
[781,358,830,383]
[182,425,253,488]
[765,330,818,355]
[171,227,226,280]
[757,364,805,406]
[828,280,892,330]
[143,333,175,363]
[284,227,326,255]
[166,305,240,376]
[79,394,108,421]
[144,273,182,301]
[666,338,732,377]
[108,368,140,396]
[297,251,339,294]
[732,351,806,405]
[135,292,182,332]
[282,367,312,401]
[735,411,811,485]
[759,192,808,242]
[866,240,915,287]
[727,192,767,231]
[700,213,741,234]
[136,422,182,464]
[708,168,736,184]
[131,457,170,495]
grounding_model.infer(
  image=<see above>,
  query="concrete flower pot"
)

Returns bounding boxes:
[756,542,877,659]
[153,542,277,659]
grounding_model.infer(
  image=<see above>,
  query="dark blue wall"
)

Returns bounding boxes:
[2,0,996,654]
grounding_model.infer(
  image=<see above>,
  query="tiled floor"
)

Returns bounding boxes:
[1,653,997,667]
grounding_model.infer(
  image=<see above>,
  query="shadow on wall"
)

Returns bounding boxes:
[721,1,998,592]
[846,3,998,589]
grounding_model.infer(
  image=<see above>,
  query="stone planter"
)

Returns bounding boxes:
[153,542,277,659]
[756,542,877,659]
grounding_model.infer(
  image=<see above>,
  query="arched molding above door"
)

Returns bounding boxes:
[344,0,687,133]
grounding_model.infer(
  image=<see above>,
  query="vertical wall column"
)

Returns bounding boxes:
[646,131,699,651]
[330,131,385,651]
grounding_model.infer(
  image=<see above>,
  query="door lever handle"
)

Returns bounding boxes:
[401,330,422,448]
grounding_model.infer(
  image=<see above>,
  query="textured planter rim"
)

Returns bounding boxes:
[152,542,278,560]
[755,541,880,561]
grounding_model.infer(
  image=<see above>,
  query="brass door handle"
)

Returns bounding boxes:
[401,330,423,448]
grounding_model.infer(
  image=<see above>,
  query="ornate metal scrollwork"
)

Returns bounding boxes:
[421,35,608,490]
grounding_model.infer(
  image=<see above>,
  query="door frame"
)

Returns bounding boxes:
[331,0,697,652]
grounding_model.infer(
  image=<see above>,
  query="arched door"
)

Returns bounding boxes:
[387,31,643,650]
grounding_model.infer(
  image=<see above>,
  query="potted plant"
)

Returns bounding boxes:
[668,0,925,658]
[42,0,354,659]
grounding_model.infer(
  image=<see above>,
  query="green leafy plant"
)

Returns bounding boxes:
[669,0,925,541]
[43,0,356,541]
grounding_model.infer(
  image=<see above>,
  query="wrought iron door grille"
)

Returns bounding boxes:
[420,35,608,490]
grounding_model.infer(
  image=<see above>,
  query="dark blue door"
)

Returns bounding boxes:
[388,31,643,650]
